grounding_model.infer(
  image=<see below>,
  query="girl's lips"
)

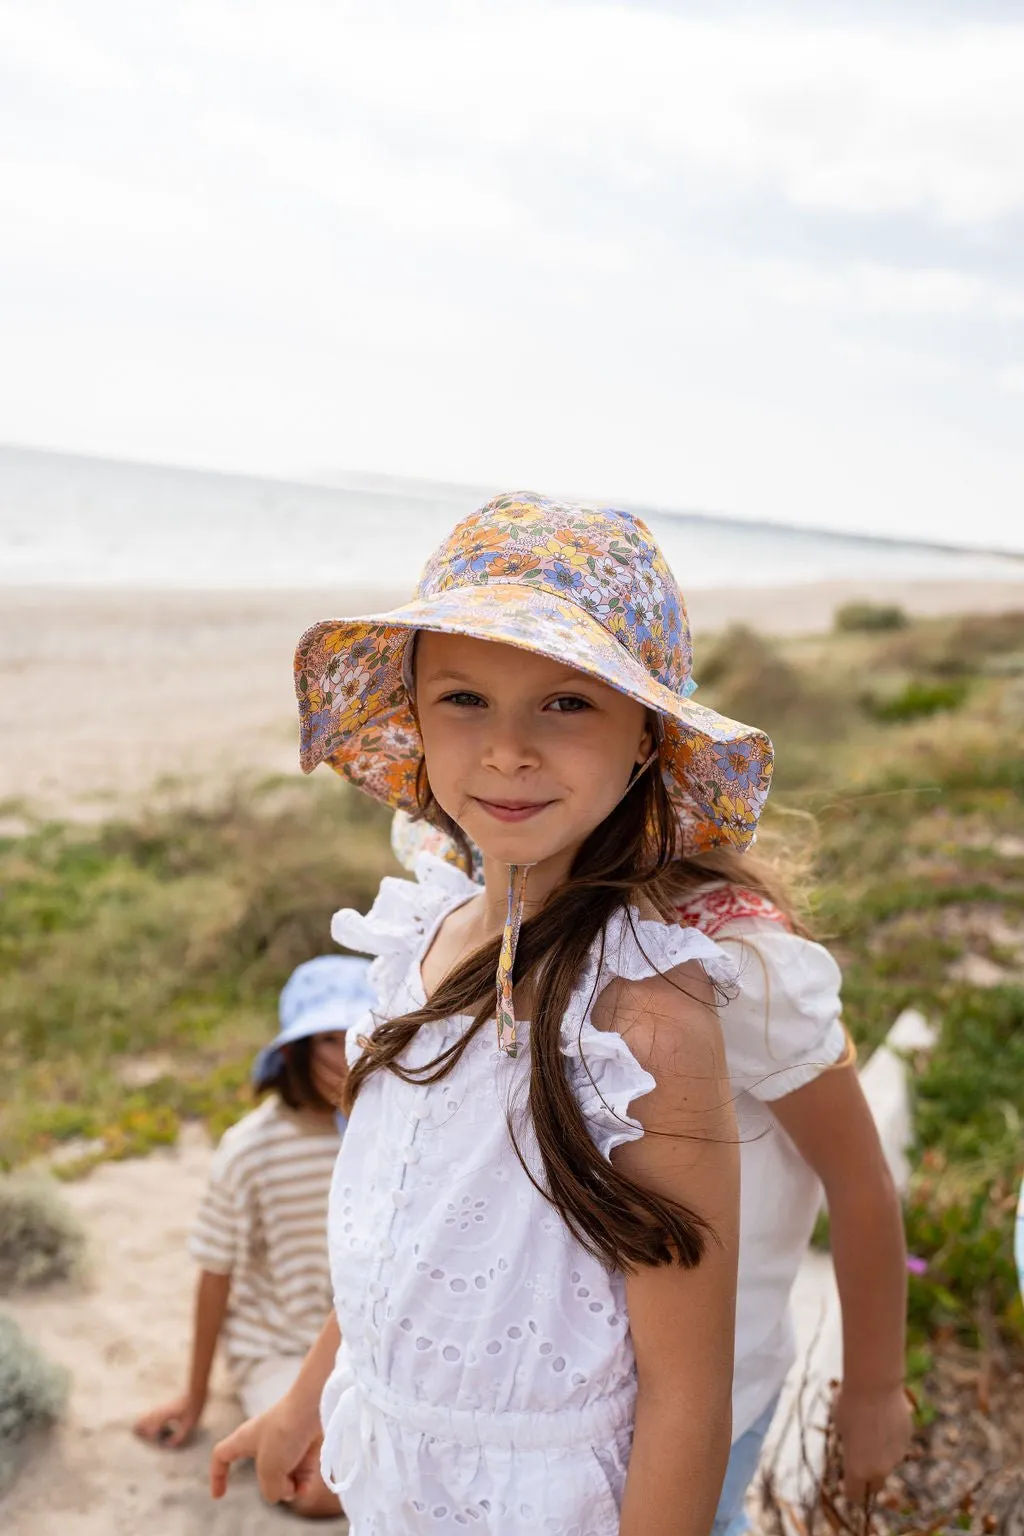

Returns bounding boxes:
[473,799,552,823]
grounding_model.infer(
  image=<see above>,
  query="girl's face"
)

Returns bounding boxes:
[416,633,653,877]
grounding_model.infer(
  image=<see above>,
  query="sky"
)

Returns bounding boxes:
[1,0,1022,549]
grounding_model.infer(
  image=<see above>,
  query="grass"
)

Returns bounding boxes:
[1,608,1022,1342]
[0,777,396,1171]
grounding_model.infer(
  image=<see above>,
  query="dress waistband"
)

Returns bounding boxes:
[321,1348,635,1474]
[358,1368,636,1451]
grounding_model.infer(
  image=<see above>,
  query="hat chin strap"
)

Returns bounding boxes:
[495,862,531,1057]
[494,746,660,1058]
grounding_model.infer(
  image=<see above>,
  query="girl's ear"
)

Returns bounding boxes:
[636,715,656,766]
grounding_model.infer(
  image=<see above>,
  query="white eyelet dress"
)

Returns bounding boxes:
[322,854,733,1536]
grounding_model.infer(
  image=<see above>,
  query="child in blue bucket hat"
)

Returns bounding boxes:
[252,953,376,1112]
[135,954,373,1519]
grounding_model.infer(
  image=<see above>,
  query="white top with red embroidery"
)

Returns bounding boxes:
[678,882,849,1440]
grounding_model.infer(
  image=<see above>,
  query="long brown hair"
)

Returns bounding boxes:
[346,759,749,1273]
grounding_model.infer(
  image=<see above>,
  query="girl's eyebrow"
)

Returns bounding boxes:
[426,669,476,683]
[424,669,483,687]
[426,667,598,689]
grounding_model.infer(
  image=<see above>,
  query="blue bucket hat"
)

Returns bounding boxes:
[252,955,376,1089]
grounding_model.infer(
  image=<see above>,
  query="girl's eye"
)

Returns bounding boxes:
[440,691,486,708]
[547,696,592,714]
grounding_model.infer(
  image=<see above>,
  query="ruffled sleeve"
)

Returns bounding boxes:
[330,853,478,1037]
[562,912,736,1161]
[713,921,849,1101]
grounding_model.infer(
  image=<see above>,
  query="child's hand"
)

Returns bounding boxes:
[833,1381,914,1500]
[133,1392,203,1449]
[210,1402,321,1505]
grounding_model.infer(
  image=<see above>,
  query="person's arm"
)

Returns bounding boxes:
[134,1268,231,1447]
[210,1311,341,1504]
[600,961,739,1536]
[185,1269,232,1421]
[772,1063,912,1497]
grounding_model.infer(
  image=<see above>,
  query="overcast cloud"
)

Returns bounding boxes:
[0,0,1022,546]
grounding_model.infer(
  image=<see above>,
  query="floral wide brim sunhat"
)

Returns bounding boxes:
[294,491,774,855]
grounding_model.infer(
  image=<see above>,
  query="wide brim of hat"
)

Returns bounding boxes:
[294,583,774,853]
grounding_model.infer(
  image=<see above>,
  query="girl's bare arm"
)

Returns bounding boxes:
[773,1064,911,1496]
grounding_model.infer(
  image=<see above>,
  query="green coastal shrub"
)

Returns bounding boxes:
[903,987,1024,1347]
[863,677,970,722]
[0,1177,86,1292]
[834,600,908,633]
[904,1160,1022,1348]
[0,1313,69,1492]
[0,778,396,1168]
[874,608,1024,678]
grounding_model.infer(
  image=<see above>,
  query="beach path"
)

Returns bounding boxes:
[2,1127,345,1534]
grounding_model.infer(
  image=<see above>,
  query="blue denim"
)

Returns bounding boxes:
[711,1394,781,1536]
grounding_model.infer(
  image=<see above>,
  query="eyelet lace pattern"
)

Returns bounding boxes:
[322,854,732,1534]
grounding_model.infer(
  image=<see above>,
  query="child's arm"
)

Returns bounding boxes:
[134,1269,231,1447]
[604,962,740,1536]
[210,1311,341,1504]
[773,1063,913,1496]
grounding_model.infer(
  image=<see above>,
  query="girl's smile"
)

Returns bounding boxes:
[471,797,556,823]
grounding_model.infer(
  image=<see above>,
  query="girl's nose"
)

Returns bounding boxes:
[481,713,541,774]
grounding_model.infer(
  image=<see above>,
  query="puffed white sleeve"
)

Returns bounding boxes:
[715,922,851,1102]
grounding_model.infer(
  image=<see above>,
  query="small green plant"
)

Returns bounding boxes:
[0,1177,86,1292]
[902,987,1024,1347]
[904,1158,1022,1347]
[864,677,969,722]
[0,1313,69,1492]
[834,600,908,633]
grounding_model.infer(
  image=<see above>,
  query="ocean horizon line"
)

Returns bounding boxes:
[5,438,1022,566]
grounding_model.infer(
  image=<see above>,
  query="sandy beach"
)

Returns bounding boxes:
[2,1129,327,1536]
[4,577,1022,817]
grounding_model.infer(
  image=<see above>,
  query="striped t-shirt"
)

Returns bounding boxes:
[189,1096,340,1373]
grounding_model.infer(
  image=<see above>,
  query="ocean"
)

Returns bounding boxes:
[1,443,1021,593]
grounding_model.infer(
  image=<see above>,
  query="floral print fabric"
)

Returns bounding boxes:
[294,491,774,853]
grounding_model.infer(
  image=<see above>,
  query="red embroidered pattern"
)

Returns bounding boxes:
[676,885,792,938]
